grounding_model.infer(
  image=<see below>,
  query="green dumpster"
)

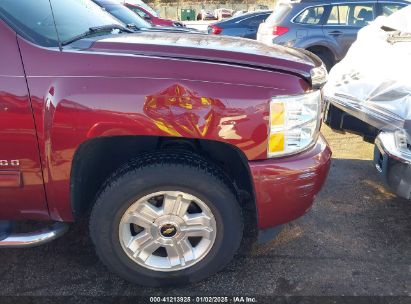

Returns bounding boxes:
[181,9,196,21]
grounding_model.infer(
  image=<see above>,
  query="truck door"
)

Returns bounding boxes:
[0,20,48,220]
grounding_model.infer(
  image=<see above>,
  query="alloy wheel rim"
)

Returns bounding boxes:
[119,191,217,272]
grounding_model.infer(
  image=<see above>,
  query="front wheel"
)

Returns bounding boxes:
[89,152,243,286]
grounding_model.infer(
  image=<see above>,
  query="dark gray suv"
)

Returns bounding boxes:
[257,0,410,69]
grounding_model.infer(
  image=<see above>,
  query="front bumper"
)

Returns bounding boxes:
[249,134,332,230]
[374,132,411,199]
[324,101,379,143]
[325,96,404,132]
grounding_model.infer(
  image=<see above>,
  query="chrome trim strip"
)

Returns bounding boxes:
[0,75,25,78]
[0,222,68,248]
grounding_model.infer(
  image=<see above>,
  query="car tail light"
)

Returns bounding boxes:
[208,25,223,35]
[272,26,289,36]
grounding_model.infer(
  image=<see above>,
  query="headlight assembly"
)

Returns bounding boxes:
[268,90,322,158]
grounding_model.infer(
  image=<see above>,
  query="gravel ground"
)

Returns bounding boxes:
[0,126,410,298]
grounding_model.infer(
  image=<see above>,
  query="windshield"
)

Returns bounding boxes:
[0,0,58,46]
[124,0,159,17]
[104,4,151,28]
[0,0,122,47]
[51,0,122,44]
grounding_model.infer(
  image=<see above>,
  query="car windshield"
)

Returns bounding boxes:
[51,0,123,44]
[103,4,151,28]
[0,0,122,47]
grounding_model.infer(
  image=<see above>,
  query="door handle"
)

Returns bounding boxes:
[328,30,343,36]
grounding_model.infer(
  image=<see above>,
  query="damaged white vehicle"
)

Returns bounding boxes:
[324,5,411,199]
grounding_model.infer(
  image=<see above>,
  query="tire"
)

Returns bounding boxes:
[89,151,243,287]
[312,50,334,72]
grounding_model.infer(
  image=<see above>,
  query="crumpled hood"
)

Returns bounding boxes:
[324,6,411,132]
[88,31,317,79]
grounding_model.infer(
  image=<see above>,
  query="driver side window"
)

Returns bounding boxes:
[326,4,374,27]
[294,6,325,25]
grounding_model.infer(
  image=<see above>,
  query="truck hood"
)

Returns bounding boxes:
[88,31,317,79]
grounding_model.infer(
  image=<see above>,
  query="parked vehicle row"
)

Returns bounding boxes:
[208,11,272,40]
[93,0,196,33]
[124,1,186,27]
[207,0,409,71]
[198,8,267,21]
[198,9,216,21]
[116,0,185,27]
[257,0,410,70]
[0,0,330,287]
[215,8,234,20]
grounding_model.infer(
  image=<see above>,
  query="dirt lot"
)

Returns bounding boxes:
[0,126,410,297]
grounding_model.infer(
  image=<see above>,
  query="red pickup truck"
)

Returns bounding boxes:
[0,0,331,286]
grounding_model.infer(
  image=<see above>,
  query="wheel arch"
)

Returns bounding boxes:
[70,135,257,223]
[305,44,336,64]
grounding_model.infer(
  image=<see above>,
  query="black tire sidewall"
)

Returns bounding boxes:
[90,163,242,286]
[316,51,333,71]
